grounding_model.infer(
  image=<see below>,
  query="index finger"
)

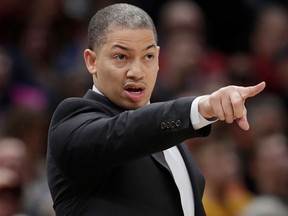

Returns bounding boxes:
[240,81,266,100]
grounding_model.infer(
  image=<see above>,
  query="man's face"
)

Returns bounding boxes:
[92,29,159,109]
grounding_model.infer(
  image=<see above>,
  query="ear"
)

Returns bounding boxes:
[156,46,160,69]
[83,49,97,75]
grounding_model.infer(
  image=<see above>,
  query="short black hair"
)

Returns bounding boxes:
[88,3,157,50]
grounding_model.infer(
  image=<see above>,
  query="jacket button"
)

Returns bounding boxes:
[176,120,181,127]
[171,121,176,128]
[166,122,171,129]
[161,122,166,129]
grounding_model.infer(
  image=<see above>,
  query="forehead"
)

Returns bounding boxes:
[103,28,157,48]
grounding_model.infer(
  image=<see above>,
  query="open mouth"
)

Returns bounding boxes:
[126,87,143,94]
[124,83,145,94]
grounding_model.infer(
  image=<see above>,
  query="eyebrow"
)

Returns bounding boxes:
[111,44,156,51]
[144,44,157,51]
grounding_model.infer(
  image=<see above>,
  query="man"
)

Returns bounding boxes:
[47,3,265,216]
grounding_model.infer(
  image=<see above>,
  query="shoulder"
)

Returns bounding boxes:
[54,89,121,116]
[50,95,118,126]
[54,97,96,115]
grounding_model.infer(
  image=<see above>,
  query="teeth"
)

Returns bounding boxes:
[127,88,141,92]
[131,89,141,94]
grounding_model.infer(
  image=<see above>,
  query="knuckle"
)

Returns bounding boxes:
[233,97,243,105]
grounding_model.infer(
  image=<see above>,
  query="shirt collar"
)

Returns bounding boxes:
[92,85,103,96]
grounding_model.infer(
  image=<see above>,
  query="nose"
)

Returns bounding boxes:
[127,59,144,79]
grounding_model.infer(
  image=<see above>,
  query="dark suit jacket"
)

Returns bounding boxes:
[47,90,211,216]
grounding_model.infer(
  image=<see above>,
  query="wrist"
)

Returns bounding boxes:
[198,95,215,119]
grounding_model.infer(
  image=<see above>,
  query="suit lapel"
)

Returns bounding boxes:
[151,151,172,174]
[152,145,206,216]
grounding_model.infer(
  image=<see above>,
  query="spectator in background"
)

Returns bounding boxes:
[152,0,228,102]
[52,0,94,101]
[157,0,205,41]
[228,3,288,93]
[247,132,288,206]
[196,138,252,216]
[6,19,58,112]
[0,167,26,216]
[0,137,28,185]
[249,3,288,93]
[2,0,91,112]
[3,109,55,216]
[239,196,288,216]
[0,137,29,216]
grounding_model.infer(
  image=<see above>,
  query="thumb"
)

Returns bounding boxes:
[241,81,266,100]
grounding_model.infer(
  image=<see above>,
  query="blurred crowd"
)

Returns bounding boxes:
[0,0,287,216]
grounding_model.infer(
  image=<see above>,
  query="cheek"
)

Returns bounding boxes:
[98,61,122,81]
[101,72,121,90]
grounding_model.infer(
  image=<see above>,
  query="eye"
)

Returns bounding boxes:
[114,54,126,61]
[146,54,154,60]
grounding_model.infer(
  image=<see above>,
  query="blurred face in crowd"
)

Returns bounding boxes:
[251,134,288,197]
[0,168,22,216]
[84,28,160,110]
[198,142,240,186]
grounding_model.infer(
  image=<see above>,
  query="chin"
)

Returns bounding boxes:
[126,104,142,110]
[124,101,146,110]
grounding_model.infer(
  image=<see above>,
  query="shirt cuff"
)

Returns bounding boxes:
[190,96,218,130]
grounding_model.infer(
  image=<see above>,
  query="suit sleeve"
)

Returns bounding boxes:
[48,96,211,182]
